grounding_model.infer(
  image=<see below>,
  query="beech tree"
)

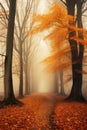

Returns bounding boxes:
[61,0,86,101]
[31,2,87,101]
[0,0,22,106]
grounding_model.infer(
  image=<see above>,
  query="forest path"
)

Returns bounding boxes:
[20,93,65,130]
[22,93,66,129]
[0,93,86,130]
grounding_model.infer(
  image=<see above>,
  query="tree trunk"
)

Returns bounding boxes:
[57,73,60,94]
[4,0,16,100]
[0,0,23,106]
[19,42,24,98]
[66,0,85,101]
[54,72,59,94]
[25,60,29,95]
[60,71,65,95]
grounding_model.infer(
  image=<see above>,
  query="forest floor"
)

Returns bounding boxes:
[0,93,87,130]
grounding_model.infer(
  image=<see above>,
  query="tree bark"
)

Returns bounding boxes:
[19,42,24,98]
[60,71,65,95]
[0,0,23,106]
[66,0,85,101]
[4,0,16,100]
[54,72,59,94]
[25,60,29,95]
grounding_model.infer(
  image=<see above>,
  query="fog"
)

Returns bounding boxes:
[0,0,87,99]
[29,0,58,93]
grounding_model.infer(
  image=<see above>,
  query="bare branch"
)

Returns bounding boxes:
[60,0,66,6]
[0,2,9,20]
[0,75,4,78]
[0,53,6,57]
[13,39,20,54]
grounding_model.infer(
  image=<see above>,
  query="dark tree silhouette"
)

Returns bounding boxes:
[0,0,23,106]
[65,0,85,101]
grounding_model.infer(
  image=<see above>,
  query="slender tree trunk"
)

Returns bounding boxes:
[54,72,59,94]
[66,0,85,101]
[57,73,60,94]
[25,60,29,95]
[29,66,33,93]
[60,71,65,95]
[19,42,23,98]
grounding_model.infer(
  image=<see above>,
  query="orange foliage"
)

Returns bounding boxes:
[30,2,87,72]
[42,45,71,72]
[29,3,68,36]
[70,36,87,46]
[0,11,9,16]
[0,95,86,129]
[55,101,87,130]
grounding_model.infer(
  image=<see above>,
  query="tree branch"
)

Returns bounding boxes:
[0,2,9,20]
[60,0,66,6]
[0,53,6,57]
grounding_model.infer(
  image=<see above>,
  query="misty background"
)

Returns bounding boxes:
[0,0,87,99]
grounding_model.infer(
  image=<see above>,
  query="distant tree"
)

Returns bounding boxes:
[0,2,9,96]
[60,71,65,95]
[14,0,35,97]
[54,72,59,94]
[31,2,87,101]
[0,2,9,97]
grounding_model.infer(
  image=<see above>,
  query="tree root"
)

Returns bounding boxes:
[0,97,24,108]
[65,95,87,103]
